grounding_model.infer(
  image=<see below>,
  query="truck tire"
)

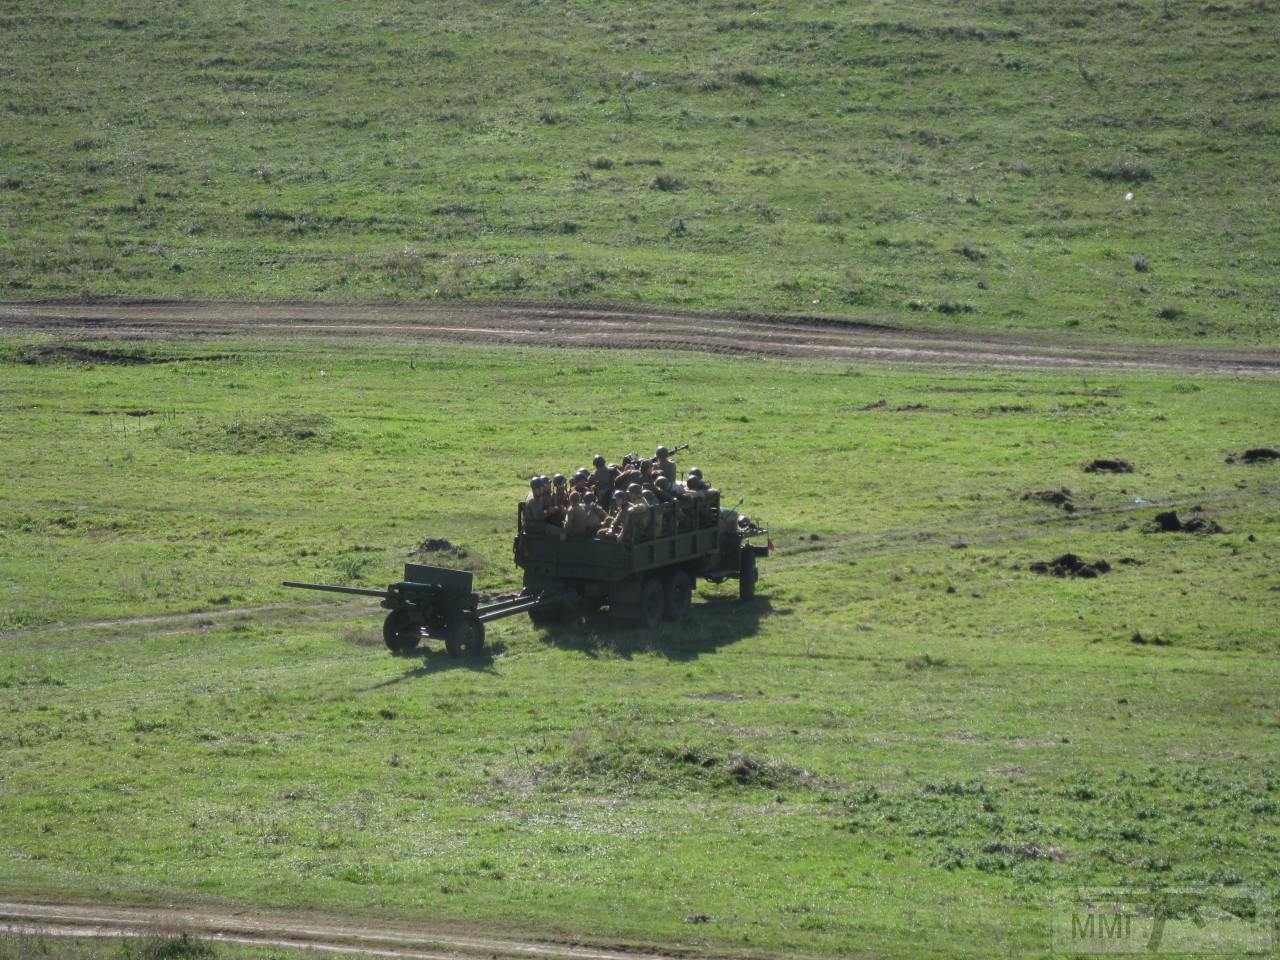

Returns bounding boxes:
[528,599,573,627]
[445,615,485,658]
[638,577,665,629]
[663,570,693,621]
[382,609,421,654]
[738,548,757,602]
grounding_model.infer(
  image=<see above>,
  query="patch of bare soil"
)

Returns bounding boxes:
[410,538,468,557]
[1083,459,1134,474]
[1028,554,1112,578]
[1021,488,1076,512]
[1226,447,1280,464]
[1145,510,1225,534]
[3,300,1280,374]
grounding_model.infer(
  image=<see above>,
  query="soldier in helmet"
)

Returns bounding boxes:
[596,488,632,539]
[652,475,678,534]
[652,474,677,504]
[613,460,642,493]
[561,491,589,539]
[654,446,677,483]
[685,467,707,492]
[590,455,614,503]
[537,475,566,528]
[551,473,570,510]
[524,477,550,532]
[583,491,607,536]
[620,483,653,540]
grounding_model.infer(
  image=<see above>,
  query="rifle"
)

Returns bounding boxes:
[662,443,690,458]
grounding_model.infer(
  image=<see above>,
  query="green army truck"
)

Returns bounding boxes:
[515,491,770,629]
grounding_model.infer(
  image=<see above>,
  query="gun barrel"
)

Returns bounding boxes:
[282,581,389,598]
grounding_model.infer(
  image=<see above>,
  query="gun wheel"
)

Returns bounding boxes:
[382,609,421,654]
[445,615,486,658]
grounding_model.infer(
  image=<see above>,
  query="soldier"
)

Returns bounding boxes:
[652,474,677,504]
[590,455,614,502]
[651,475,678,534]
[685,467,707,492]
[583,491,607,535]
[596,489,631,539]
[524,477,550,531]
[620,484,653,540]
[561,491,589,539]
[613,462,642,493]
[654,446,677,483]
[551,473,570,510]
[538,476,566,527]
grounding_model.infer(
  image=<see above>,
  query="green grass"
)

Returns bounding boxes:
[1,335,1278,957]
[2,0,1279,342]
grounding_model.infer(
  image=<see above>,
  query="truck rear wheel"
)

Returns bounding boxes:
[445,615,485,658]
[528,598,574,627]
[639,577,665,629]
[738,548,758,602]
[664,570,693,621]
[382,609,421,654]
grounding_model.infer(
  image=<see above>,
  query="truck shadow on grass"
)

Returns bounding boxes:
[535,595,777,661]
[366,594,776,687]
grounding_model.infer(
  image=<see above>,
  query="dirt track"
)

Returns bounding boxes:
[0,900,701,960]
[2,300,1277,374]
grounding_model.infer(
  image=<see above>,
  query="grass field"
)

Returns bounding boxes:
[2,0,1279,342]
[2,335,1277,957]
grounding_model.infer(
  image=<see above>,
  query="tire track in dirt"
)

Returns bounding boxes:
[3,300,1277,375]
[0,901,705,960]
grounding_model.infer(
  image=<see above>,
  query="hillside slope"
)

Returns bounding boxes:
[1,0,1277,341]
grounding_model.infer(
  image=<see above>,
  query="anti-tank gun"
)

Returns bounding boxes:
[283,563,570,656]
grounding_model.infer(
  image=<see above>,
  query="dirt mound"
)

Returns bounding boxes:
[1226,447,1280,464]
[1022,488,1075,512]
[1029,554,1112,578]
[1083,459,1133,474]
[411,538,467,557]
[1146,511,1224,534]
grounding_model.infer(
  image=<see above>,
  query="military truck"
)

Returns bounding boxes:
[516,490,769,628]
[284,482,768,656]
